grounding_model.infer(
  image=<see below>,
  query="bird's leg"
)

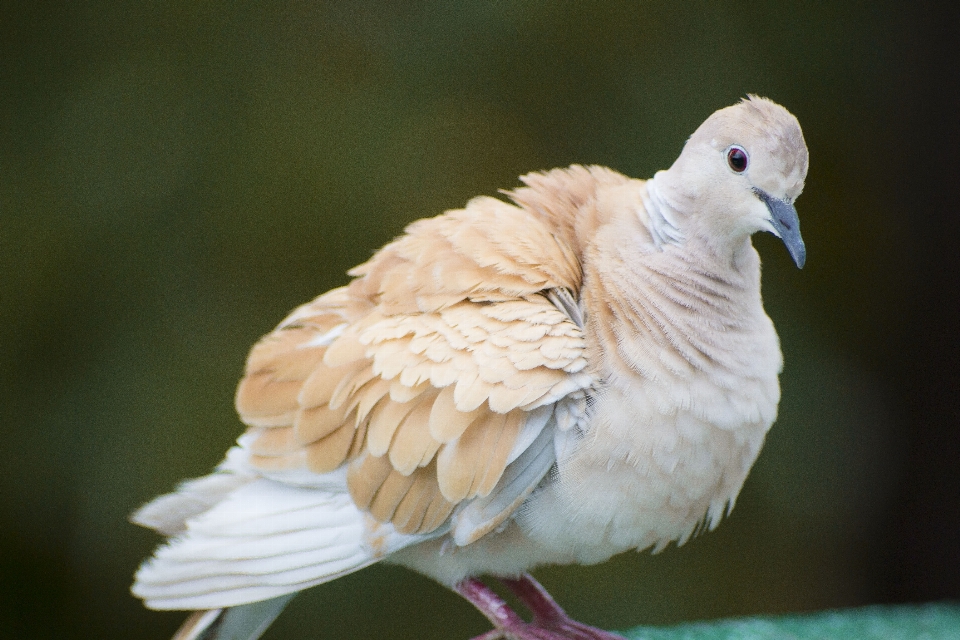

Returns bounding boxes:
[454,577,520,639]
[497,573,568,625]
[498,573,627,640]
[454,575,627,640]
[454,577,567,640]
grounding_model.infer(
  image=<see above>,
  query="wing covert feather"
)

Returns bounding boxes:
[236,168,607,540]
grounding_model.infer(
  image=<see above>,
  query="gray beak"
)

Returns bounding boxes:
[754,189,806,268]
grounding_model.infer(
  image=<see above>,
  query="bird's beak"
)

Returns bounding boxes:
[754,189,806,269]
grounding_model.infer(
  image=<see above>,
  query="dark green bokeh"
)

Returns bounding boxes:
[3,2,958,639]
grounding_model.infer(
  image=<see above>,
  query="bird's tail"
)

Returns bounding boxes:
[132,477,385,609]
[171,594,295,640]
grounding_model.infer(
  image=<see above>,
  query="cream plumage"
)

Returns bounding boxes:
[132,96,808,640]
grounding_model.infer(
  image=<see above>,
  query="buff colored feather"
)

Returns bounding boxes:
[388,392,442,475]
[296,362,347,410]
[391,468,441,534]
[366,398,420,457]
[304,418,358,473]
[368,467,419,522]
[347,453,394,510]
[247,427,298,457]
[428,385,483,443]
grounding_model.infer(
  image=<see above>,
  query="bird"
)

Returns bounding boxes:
[131,95,808,640]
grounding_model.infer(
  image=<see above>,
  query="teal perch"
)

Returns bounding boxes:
[624,603,960,640]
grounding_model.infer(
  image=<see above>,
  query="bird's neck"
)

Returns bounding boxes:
[581,204,773,389]
[641,171,761,274]
[638,172,685,249]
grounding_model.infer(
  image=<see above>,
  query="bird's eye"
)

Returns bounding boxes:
[727,146,748,173]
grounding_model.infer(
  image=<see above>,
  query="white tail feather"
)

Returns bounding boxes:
[133,479,392,609]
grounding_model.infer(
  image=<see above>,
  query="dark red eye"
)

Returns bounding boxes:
[727,146,748,172]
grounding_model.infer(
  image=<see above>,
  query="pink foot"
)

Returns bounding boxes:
[454,574,626,640]
[500,574,627,640]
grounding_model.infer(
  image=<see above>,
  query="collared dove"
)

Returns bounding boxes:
[131,95,808,640]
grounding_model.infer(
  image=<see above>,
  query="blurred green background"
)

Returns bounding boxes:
[3,2,959,639]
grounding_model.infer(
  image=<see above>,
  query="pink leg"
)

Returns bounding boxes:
[453,575,626,640]
[499,573,627,640]
[454,577,523,638]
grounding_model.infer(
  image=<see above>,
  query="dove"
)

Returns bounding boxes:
[131,95,808,640]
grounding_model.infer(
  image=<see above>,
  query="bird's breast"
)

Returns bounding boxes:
[516,333,780,563]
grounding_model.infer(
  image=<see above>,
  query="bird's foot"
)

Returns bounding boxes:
[455,574,627,640]
[500,574,626,640]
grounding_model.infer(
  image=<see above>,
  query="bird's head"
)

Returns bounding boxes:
[659,95,809,268]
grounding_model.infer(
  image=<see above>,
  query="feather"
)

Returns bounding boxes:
[173,595,295,640]
[388,391,442,475]
[294,403,349,444]
[304,417,358,473]
[132,480,397,610]
[436,411,507,503]
[452,420,557,546]
[366,397,419,457]
[428,385,483,443]
[247,427,298,457]
[296,364,346,410]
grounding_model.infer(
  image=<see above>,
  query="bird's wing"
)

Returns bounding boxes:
[133,168,618,613]
[235,193,592,541]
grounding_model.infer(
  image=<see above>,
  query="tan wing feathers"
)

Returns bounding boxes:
[393,463,456,535]
[392,470,440,534]
[321,327,370,368]
[236,290,357,427]
[235,166,608,538]
[348,195,581,315]
[389,379,430,403]
[428,385,484,443]
[235,377,301,425]
[506,165,631,258]
[451,420,557,546]
[388,392,442,475]
[490,384,554,415]
[354,378,392,425]
[246,426,298,456]
[304,417,358,473]
[420,491,456,534]
[451,370,491,414]
[275,286,359,326]
[297,362,347,409]
[348,417,369,460]
[445,198,581,290]
[294,403,350,444]
[329,365,378,410]
[248,450,307,471]
[348,456,454,535]
[435,413,495,503]
[368,466,418,522]
[347,454,394,509]
[474,410,525,497]
[361,298,585,414]
[236,332,322,421]
[365,396,418,457]
[397,363,434,390]
[435,409,523,503]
